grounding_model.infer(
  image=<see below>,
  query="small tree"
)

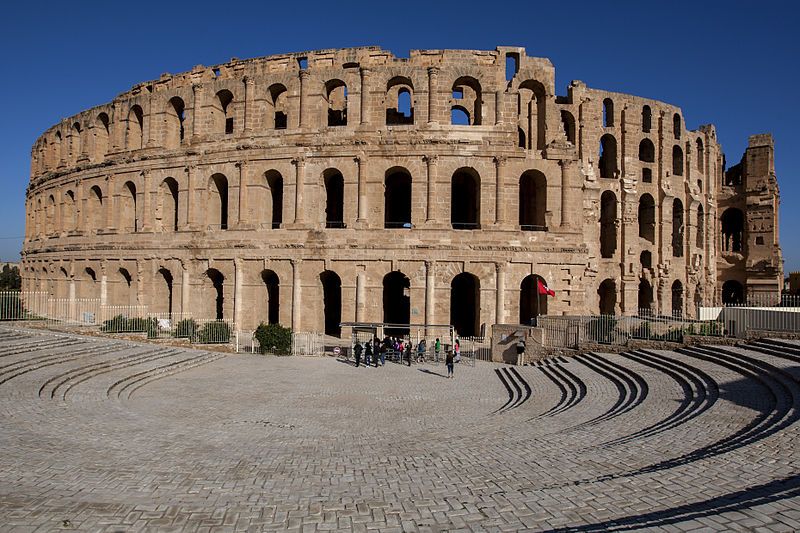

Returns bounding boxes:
[254,322,292,355]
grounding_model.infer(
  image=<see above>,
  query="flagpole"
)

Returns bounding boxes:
[536,278,540,324]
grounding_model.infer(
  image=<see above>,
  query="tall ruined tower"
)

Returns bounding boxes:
[717,134,783,303]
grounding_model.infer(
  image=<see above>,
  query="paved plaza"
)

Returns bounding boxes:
[1,325,800,532]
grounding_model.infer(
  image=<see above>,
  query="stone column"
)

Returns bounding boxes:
[184,165,195,230]
[236,160,248,227]
[137,261,144,307]
[68,275,76,321]
[299,70,310,128]
[494,156,507,225]
[100,263,108,311]
[292,157,305,224]
[495,262,506,325]
[424,155,438,223]
[425,260,435,327]
[191,83,205,140]
[291,259,302,331]
[140,170,152,232]
[243,76,255,134]
[180,260,190,315]
[356,155,367,224]
[427,67,439,125]
[356,271,366,322]
[360,68,371,125]
[105,175,116,232]
[234,258,243,330]
[560,159,578,228]
[495,90,504,125]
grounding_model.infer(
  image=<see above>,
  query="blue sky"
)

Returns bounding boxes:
[1,1,797,271]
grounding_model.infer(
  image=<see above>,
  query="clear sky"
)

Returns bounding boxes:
[0,0,796,271]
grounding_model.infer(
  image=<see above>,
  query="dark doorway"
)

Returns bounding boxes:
[520,274,547,325]
[383,271,410,336]
[451,169,480,229]
[262,270,280,325]
[638,279,653,315]
[324,170,345,228]
[158,268,173,316]
[722,280,745,305]
[599,279,616,315]
[384,169,412,228]
[207,269,224,320]
[320,271,342,337]
[451,273,480,336]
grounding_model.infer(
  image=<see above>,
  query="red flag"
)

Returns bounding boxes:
[537,279,555,297]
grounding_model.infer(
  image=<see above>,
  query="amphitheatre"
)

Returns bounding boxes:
[20,45,782,337]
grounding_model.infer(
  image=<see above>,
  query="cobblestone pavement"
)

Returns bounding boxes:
[1,325,800,532]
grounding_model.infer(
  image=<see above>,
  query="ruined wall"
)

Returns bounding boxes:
[21,46,783,335]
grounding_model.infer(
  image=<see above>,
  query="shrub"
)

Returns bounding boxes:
[100,315,153,333]
[197,321,231,344]
[253,322,292,355]
[174,318,198,339]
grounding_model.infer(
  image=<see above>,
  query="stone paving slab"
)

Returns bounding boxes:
[0,326,799,531]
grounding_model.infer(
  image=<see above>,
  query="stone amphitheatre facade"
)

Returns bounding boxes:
[21,46,783,337]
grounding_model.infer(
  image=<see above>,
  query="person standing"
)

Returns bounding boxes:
[434,338,441,363]
[354,340,363,367]
[446,347,454,378]
[417,339,426,363]
[454,339,461,364]
[364,340,372,367]
[405,341,412,366]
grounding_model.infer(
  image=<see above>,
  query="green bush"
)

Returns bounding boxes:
[174,318,198,339]
[100,315,154,333]
[253,322,292,355]
[197,321,231,344]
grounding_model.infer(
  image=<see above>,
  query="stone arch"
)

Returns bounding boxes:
[451,272,480,337]
[520,274,548,325]
[94,113,110,160]
[599,134,618,179]
[638,138,655,163]
[386,76,414,125]
[696,204,704,248]
[560,110,576,144]
[325,79,348,127]
[265,170,284,228]
[451,167,481,229]
[518,80,546,149]
[158,177,179,232]
[214,90,235,134]
[671,280,684,317]
[165,96,186,149]
[322,168,345,228]
[63,190,76,232]
[672,145,684,176]
[696,138,704,171]
[260,270,280,325]
[673,113,681,139]
[205,268,225,320]
[638,279,654,314]
[384,167,412,228]
[672,198,684,257]
[267,84,288,129]
[88,185,104,231]
[52,131,63,166]
[69,122,82,163]
[722,280,744,305]
[320,270,342,337]
[638,193,656,244]
[45,195,55,236]
[121,181,138,232]
[600,190,617,258]
[155,267,174,315]
[598,278,617,315]
[115,267,134,307]
[383,271,411,335]
[603,98,614,128]
[519,169,546,230]
[81,266,99,299]
[451,76,482,125]
[642,105,652,133]
[208,173,229,230]
[721,207,745,252]
[127,105,144,150]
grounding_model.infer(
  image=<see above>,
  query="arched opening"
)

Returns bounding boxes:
[671,280,684,317]
[638,139,655,163]
[261,270,280,325]
[519,80,546,149]
[121,181,138,232]
[520,274,548,325]
[63,190,76,232]
[94,113,110,160]
[127,105,144,150]
[451,106,470,125]
[642,168,652,183]
[505,53,519,81]
[116,268,133,307]
[518,127,526,148]
[386,77,414,125]
[696,138,704,172]
[598,279,616,315]
[642,105,652,133]
[672,145,684,176]
[325,80,348,126]
[384,168,412,228]
[638,279,654,314]
[451,273,480,337]
[320,270,342,337]
[600,190,617,258]
[157,268,174,316]
[45,195,55,235]
[88,185,104,231]
[82,267,98,299]
[268,84,288,129]
[638,193,656,244]
[640,250,652,269]
[205,269,224,320]
[603,98,614,128]
[599,134,618,179]
[323,169,345,228]
[451,168,480,229]
[560,110,576,144]
[165,96,185,148]
[672,198,684,257]
[383,271,410,336]
[519,170,546,230]
[159,178,179,232]
[696,205,704,248]
[209,173,229,230]
[721,208,745,252]
[673,113,681,139]
[265,170,283,228]
[70,122,82,163]
[722,280,744,305]
[451,76,482,125]
[216,90,234,134]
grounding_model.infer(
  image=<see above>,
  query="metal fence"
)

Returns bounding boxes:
[292,331,324,356]
[539,311,725,349]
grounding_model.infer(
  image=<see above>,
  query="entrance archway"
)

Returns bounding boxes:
[451,273,480,337]
[382,271,410,335]
[320,270,342,336]
[520,275,548,324]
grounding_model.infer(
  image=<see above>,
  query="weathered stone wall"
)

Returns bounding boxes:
[20,46,783,335]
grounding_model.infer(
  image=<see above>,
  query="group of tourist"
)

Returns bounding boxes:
[351,337,461,377]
